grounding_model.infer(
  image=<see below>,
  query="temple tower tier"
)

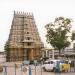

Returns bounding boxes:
[5,11,44,61]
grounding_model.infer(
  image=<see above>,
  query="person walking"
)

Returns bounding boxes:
[68,60,71,72]
[29,65,32,75]
[22,66,28,75]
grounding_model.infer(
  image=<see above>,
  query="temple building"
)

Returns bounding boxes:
[5,11,44,61]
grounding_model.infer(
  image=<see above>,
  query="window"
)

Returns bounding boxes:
[44,61,48,64]
[27,32,29,34]
[48,62,50,64]
[27,43,31,46]
[50,61,54,64]
[25,24,28,26]
[27,37,31,40]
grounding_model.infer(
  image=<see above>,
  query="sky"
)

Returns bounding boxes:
[0,0,75,51]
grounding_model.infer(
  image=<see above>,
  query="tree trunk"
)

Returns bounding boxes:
[58,50,61,58]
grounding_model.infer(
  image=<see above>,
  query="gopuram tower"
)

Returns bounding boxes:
[5,11,44,61]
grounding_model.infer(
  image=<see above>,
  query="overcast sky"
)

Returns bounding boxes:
[0,0,75,51]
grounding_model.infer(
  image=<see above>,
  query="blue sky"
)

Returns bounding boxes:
[0,0,75,51]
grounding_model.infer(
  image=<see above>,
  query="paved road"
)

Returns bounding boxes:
[0,71,75,75]
[42,72,75,75]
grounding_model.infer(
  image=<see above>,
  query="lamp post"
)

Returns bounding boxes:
[52,49,54,59]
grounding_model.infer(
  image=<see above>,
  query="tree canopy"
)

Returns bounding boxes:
[45,17,73,54]
[71,31,75,41]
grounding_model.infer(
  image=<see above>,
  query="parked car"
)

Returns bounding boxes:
[42,59,70,72]
[42,59,61,71]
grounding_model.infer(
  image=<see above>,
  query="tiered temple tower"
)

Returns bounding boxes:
[5,11,44,61]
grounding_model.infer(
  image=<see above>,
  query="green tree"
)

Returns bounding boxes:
[4,41,10,61]
[45,17,73,55]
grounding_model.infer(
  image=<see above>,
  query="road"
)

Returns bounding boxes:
[0,70,75,75]
[41,72,75,75]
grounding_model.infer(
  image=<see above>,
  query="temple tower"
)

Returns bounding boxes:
[5,11,44,61]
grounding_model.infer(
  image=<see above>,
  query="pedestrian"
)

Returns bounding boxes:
[68,60,71,72]
[29,65,32,75]
[22,66,28,75]
[55,61,60,73]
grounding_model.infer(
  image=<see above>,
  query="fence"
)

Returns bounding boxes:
[0,62,75,75]
[0,62,43,75]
